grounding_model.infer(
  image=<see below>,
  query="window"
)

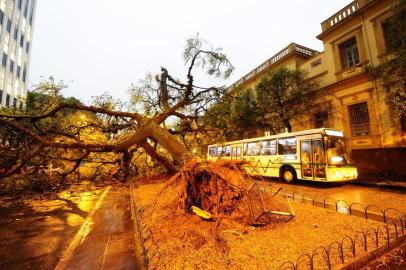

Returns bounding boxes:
[339,37,360,69]
[0,89,3,103]
[13,98,16,108]
[9,60,14,73]
[26,42,29,53]
[13,27,17,40]
[314,111,329,128]
[20,34,24,47]
[349,102,371,137]
[401,115,406,132]
[381,19,394,50]
[2,53,7,67]
[18,0,22,10]
[311,59,322,68]
[261,140,277,155]
[29,0,35,25]
[5,93,9,106]
[0,9,3,25]
[278,138,297,155]
[224,145,231,156]
[209,147,216,157]
[216,146,223,156]
[6,18,10,32]
[23,1,28,18]
[16,65,20,77]
[22,67,26,82]
[245,141,261,156]
[19,102,23,110]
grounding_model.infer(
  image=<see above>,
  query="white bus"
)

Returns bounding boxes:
[207,128,358,183]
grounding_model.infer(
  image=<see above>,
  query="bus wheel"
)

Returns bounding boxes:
[280,167,297,183]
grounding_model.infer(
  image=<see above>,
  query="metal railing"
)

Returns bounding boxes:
[278,222,405,270]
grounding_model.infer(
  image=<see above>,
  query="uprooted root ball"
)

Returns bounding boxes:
[156,159,292,225]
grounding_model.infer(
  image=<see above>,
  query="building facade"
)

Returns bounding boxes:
[0,0,36,109]
[231,0,405,176]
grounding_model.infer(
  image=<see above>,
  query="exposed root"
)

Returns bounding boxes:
[152,159,294,226]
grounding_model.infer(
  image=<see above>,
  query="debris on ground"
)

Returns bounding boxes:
[133,161,385,269]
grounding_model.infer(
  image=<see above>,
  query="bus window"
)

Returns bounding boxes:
[261,140,276,155]
[209,147,217,157]
[313,139,326,178]
[278,138,297,155]
[246,141,261,156]
[325,136,349,165]
[225,145,231,156]
[217,146,223,156]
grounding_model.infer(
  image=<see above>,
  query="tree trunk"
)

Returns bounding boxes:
[149,123,190,166]
[283,118,292,133]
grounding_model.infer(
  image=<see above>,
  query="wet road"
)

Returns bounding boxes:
[262,179,406,213]
[0,190,101,270]
[0,186,138,270]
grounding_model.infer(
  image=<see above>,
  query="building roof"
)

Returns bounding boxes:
[229,43,319,90]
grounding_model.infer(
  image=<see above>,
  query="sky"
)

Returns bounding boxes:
[29,0,351,104]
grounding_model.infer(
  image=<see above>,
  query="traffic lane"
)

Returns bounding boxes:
[262,178,406,213]
[0,191,101,270]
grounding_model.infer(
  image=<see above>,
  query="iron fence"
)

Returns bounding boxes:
[277,221,405,270]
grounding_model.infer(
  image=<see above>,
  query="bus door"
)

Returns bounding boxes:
[300,139,326,179]
[231,146,242,160]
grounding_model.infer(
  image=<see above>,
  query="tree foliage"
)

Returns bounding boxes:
[255,68,319,133]
[376,0,406,120]
[0,35,234,183]
[205,68,320,139]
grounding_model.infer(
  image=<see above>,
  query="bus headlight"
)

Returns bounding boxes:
[331,156,344,163]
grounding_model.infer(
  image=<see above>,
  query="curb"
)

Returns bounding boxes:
[129,180,149,270]
[354,181,406,192]
[338,232,406,270]
[55,186,112,270]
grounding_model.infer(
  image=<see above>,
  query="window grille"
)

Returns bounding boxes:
[339,37,360,69]
[349,102,370,137]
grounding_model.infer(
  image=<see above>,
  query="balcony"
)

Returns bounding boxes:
[229,43,318,89]
[320,0,374,32]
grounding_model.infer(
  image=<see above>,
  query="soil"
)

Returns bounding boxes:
[134,181,385,270]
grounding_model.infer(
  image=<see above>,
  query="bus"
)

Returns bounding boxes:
[207,128,358,183]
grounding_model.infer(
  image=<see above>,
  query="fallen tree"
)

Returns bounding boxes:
[0,35,233,182]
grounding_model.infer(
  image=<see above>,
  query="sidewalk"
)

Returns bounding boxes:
[58,187,140,270]
[354,175,406,191]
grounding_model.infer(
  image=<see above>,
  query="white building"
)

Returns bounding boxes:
[0,0,36,109]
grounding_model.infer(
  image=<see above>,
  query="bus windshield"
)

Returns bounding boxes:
[325,136,350,165]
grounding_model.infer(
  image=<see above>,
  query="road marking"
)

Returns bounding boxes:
[55,186,112,270]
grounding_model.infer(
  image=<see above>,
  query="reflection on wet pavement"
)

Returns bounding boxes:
[0,189,101,270]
